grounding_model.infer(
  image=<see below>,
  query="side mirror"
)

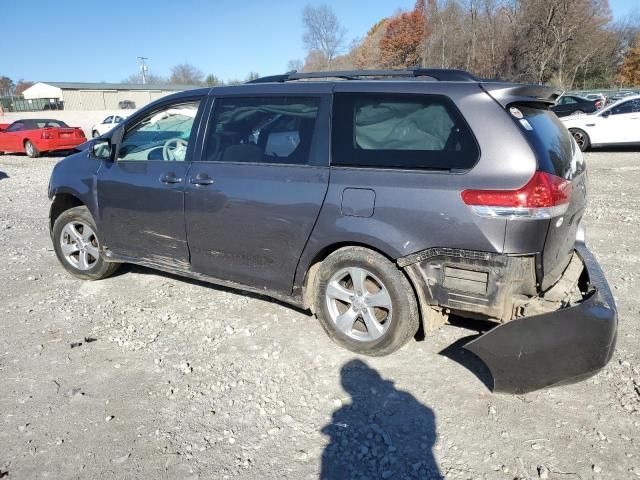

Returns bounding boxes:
[90,139,112,160]
[95,125,124,161]
[601,110,611,118]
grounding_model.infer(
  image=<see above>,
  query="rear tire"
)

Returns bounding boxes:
[24,140,40,158]
[570,128,590,152]
[313,246,419,356]
[52,205,119,280]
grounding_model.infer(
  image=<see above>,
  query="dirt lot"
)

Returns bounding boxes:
[0,151,638,479]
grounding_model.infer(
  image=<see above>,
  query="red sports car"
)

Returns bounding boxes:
[0,119,86,158]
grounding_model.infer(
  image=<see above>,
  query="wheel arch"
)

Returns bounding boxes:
[49,192,85,233]
[568,127,590,151]
[299,241,441,341]
[299,242,395,309]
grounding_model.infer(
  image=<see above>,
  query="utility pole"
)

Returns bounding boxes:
[138,56,149,84]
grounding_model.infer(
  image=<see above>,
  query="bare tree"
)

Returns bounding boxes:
[302,5,347,67]
[287,59,304,72]
[14,80,34,97]
[169,63,204,85]
[122,72,166,84]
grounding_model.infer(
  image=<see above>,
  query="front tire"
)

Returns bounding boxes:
[24,140,40,158]
[313,247,419,356]
[570,128,590,152]
[92,130,100,138]
[52,206,119,280]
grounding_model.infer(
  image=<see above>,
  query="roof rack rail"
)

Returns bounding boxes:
[246,68,480,84]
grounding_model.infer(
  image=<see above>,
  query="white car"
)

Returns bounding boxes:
[561,95,640,151]
[91,114,127,138]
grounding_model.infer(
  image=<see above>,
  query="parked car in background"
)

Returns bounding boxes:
[0,119,85,157]
[551,94,600,117]
[562,95,640,151]
[584,93,607,106]
[118,100,136,109]
[608,90,638,103]
[46,68,617,394]
[91,114,127,138]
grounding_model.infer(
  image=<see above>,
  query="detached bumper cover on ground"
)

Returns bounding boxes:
[465,242,617,393]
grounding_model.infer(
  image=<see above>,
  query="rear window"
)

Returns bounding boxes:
[36,120,67,128]
[332,93,479,170]
[514,105,584,180]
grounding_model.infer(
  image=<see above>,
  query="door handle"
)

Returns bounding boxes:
[159,173,183,184]
[189,175,214,186]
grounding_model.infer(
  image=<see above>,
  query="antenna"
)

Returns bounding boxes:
[138,56,149,84]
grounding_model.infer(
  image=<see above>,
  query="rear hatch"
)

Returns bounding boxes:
[512,104,587,290]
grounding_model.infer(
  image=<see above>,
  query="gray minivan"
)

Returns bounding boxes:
[48,69,617,393]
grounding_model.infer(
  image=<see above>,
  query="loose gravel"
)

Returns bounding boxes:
[0,150,638,479]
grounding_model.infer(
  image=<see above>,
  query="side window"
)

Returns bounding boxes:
[611,101,633,115]
[114,116,124,123]
[203,96,320,165]
[563,97,577,104]
[117,100,201,162]
[332,93,479,170]
[6,122,25,132]
[102,116,114,124]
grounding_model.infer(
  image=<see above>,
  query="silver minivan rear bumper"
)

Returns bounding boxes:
[464,242,617,393]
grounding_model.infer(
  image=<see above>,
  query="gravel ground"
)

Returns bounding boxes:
[0,151,638,479]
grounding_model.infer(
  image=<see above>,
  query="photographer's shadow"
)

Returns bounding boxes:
[321,360,442,479]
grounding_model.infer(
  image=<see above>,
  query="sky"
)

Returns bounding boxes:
[1,0,638,84]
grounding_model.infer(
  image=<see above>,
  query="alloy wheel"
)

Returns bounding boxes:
[572,131,586,148]
[60,221,100,271]
[325,267,393,341]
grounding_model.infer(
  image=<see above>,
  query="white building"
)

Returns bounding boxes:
[22,82,197,111]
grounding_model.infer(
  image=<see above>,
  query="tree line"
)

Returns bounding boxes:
[0,65,260,98]
[0,78,34,98]
[295,0,640,89]
[122,63,260,87]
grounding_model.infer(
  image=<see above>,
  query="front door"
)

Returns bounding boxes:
[602,99,640,144]
[184,94,330,294]
[97,98,203,264]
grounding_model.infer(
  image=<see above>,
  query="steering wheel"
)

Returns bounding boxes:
[162,138,188,161]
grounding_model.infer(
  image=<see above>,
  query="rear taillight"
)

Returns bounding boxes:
[76,129,85,138]
[595,100,603,109]
[41,130,54,139]
[461,171,572,219]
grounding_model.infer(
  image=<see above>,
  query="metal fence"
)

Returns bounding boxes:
[0,97,64,112]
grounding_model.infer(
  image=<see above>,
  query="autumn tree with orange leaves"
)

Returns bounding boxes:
[379,0,429,68]
[617,33,640,86]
